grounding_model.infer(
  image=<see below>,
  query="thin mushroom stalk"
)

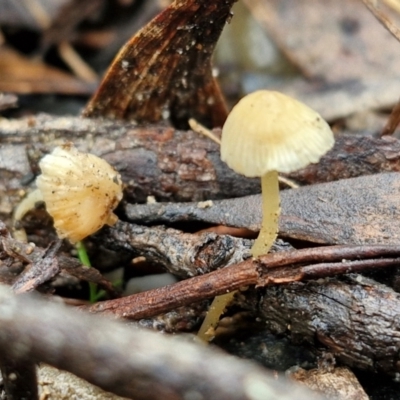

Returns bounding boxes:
[197,171,279,340]
[251,170,280,257]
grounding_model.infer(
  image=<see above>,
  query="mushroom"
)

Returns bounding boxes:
[36,143,123,244]
[197,90,334,342]
[221,90,334,257]
[11,143,122,303]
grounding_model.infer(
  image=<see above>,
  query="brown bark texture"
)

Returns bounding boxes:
[124,172,400,245]
[2,116,400,213]
[253,275,400,375]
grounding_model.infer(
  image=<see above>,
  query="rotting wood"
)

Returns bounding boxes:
[124,172,400,245]
[93,221,255,278]
[0,221,118,297]
[252,275,400,375]
[3,115,400,208]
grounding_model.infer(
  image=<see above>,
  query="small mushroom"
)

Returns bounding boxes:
[198,91,334,342]
[221,90,335,256]
[36,143,123,243]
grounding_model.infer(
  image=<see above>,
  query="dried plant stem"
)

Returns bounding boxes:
[58,41,98,83]
[363,0,400,41]
[188,118,221,145]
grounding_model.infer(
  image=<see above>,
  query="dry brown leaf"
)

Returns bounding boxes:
[83,0,233,128]
[248,0,400,83]
[0,45,95,94]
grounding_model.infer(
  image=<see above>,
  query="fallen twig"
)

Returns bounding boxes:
[0,221,118,297]
[85,244,400,319]
[381,97,400,136]
[95,221,254,277]
[362,0,400,43]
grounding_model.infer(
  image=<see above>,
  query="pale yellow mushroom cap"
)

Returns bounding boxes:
[221,90,334,177]
[36,143,123,243]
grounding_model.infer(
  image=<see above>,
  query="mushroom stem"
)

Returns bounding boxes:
[197,291,236,342]
[251,170,280,257]
[197,172,280,341]
[76,241,97,304]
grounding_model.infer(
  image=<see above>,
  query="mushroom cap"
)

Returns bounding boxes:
[221,90,334,177]
[36,143,123,243]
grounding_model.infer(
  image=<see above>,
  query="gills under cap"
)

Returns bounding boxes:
[220,90,334,177]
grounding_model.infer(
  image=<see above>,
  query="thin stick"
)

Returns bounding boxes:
[84,244,400,320]
[278,175,299,189]
[381,97,400,136]
[362,0,400,42]
[23,0,51,29]
[58,41,98,83]
[188,118,221,145]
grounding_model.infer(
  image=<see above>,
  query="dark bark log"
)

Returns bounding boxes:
[288,134,400,185]
[253,275,400,375]
[0,115,258,210]
[0,285,319,400]
[125,172,400,245]
[3,116,400,212]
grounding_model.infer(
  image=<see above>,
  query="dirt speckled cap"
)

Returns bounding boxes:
[36,143,123,243]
